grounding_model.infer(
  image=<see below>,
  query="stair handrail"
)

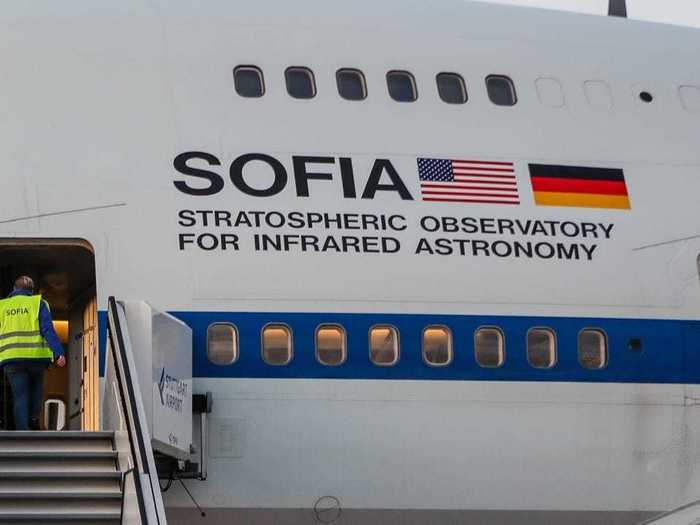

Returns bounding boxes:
[107,296,167,525]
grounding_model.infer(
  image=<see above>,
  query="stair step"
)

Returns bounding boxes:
[0,450,118,460]
[0,431,114,439]
[0,511,120,523]
[0,471,122,493]
[0,472,122,479]
[0,432,115,453]
[0,441,114,452]
[0,450,118,459]
[0,499,121,513]
[0,493,122,499]
[0,484,121,494]
[0,453,118,473]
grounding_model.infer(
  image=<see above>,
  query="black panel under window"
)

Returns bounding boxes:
[437,72,467,104]
[233,66,265,98]
[336,68,367,101]
[285,67,316,99]
[387,70,417,102]
[486,75,517,106]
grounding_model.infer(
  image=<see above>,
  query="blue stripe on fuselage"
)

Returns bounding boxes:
[98,310,700,384]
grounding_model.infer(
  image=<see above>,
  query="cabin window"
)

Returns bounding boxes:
[422,326,452,366]
[207,323,238,365]
[578,329,608,369]
[475,327,504,367]
[527,328,557,369]
[336,68,367,101]
[316,324,347,366]
[369,325,399,366]
[486,75,517,106]
[233,66,265,98]
[262,324,293,365]
[285,67,316,99]
[535,77,565,108]
[386,71,417,102]
[436,73,467,104]
[680,85,700,113]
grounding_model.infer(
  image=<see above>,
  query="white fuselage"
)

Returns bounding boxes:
[2,1,700,523]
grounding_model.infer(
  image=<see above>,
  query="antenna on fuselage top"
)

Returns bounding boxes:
[608,0,627,18]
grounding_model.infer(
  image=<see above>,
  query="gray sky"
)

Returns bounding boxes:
[483,0,700,27]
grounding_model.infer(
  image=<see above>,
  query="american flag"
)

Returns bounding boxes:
[417,157,519,204]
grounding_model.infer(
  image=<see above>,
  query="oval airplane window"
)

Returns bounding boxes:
[369,325,399,366]
[386,71,417,102]
[436,73,467,104]
[336,69,367,101]
[207,323,238,365]
[262,324,293,365]
[578,329,608,369]
[423,326,453,366]
[535,77,565,108]
[285,67,316,99]
[233,66,265,98]
[527,328,557,369]
[486,75,517,106]
[475,327,504,368]
[316,324,347,366]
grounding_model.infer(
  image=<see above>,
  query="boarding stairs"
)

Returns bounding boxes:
[0,295,201,524]
[0,431,122,523]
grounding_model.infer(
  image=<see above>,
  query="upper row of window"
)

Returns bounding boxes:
[234,65,700,113]
[207,323,608,370]
[234,66,517,106]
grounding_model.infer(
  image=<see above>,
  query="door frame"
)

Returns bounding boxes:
[0,238,98,430]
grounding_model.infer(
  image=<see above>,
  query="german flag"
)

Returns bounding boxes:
[529,164,630,210]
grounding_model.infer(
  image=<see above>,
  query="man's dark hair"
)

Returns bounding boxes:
[14,275,35,292]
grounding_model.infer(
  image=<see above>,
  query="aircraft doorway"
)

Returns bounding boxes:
[0,239,98,431]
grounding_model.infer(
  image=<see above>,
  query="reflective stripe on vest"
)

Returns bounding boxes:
[0,295,53,363]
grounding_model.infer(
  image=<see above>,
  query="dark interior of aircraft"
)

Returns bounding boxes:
[0,240,97,430]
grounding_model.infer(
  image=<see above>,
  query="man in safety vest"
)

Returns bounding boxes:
[0,276,65,430]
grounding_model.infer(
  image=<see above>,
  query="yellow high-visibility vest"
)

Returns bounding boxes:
[0,295,54,364]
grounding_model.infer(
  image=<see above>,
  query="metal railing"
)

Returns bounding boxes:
[105,297,167,525]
